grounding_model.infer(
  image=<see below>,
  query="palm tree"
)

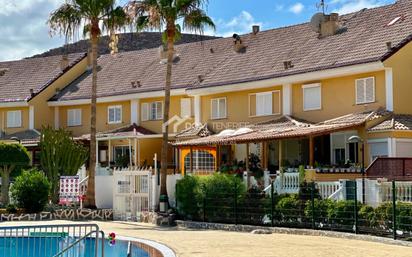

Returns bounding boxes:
[125,0,215,206]
[48,0,128,207]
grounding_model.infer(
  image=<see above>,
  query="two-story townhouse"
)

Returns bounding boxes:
[46,0,412,179]
[0,53,88,164]
[173,0,412,178]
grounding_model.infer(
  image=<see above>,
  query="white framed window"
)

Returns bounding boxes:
[67,109,82,127]
[141,102,163,121]
[256,92,273,116]
[211,97,227,119]
[302,83,321,111]
[180,98,192,118]
[108,105,122,124]
[7,110,21,128]
[356,77,375,104]
[249,91,281,117]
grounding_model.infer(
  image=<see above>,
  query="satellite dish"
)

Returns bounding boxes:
[310,12,326,33]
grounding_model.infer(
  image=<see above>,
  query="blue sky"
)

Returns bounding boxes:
[0,0,395,61]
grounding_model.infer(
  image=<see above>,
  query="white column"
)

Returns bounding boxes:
[385,68,393,112]
[388,138,397,157]
[194,95,201,125]
[29,105,34,130]
[282,84,292,115]
[130,99,140,125]
[54,106,60,129]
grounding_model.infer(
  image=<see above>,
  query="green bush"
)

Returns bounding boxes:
[11,169,51,213]
[275,194,303,223]
[304,198,334,224]
[6,204,18,214]
[201,173,245,222]
[328,200,361,226]
[176,175,202,219]
[176,173,246,222]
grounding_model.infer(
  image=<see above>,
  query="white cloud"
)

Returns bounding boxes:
[289,3,304,14]
[0,0,64,61]
[208,11,263,37]
[331,0,392,14]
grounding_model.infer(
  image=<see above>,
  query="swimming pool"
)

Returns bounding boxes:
[0,236,149,257]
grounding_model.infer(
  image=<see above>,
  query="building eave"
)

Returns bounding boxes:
[187,61,385,96]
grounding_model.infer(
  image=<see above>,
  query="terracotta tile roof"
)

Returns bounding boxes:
[369,114,412,131]
[76,123,156,140]
[173,110,391,146]
[318,108,390,126]
[172,116,312,146]
[52,0,412,101]
[175,124,213,139]
[0,53,86,103]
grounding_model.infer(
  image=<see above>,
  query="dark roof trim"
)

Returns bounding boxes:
[28,53,88,103]
[380,33,412,62]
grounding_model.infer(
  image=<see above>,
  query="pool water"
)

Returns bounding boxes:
[0,236,149,257]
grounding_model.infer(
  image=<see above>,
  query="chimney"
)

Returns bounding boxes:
[320,13,340,37]
[283,61,294,70]
[386,41,392,51]
[60,55,69,71]
[233,34,246,53]
[252,25,260,35]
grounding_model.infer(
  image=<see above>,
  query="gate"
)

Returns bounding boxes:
[113,167,154,221]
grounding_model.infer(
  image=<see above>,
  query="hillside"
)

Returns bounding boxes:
[33,32,218,58]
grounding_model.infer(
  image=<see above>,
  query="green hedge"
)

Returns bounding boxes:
[176,173,245,221]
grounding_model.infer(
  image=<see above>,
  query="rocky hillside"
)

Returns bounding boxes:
[33,32,218,58]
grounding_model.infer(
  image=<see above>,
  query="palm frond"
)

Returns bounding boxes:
[182,8,215,34]
[48,3,82,40]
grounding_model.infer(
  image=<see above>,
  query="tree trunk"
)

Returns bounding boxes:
[85,26,99,208]
[160,27,175,198]
[1,166,10,205]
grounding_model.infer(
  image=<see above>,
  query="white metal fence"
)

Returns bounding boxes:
[112,166,153,221]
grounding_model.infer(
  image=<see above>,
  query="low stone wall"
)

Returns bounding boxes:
[176,220,412,247]
[1,209,113,221]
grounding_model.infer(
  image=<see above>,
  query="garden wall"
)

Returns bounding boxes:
[0,209,113,221]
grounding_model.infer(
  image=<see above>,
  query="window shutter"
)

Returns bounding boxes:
[219,98,226,118]
[7,111,21,128]
[272,91,281,114]
[141,103,149,121]
[211,99,218,119]
[365,77,375,103]
[303,84,321,111]
[115,107,122,122]
[181,98,191,117]
[249,94,256,116]
[356,79,365,104]
[156,102,163,120]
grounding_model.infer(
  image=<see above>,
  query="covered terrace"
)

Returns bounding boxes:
[173,109,390,178]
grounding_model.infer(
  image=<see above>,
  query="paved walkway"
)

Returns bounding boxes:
[2,220,411,257]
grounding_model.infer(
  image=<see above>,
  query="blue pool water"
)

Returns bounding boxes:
[0,236,149,257]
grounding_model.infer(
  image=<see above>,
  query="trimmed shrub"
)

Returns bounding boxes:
[176,175,202,219]
[10,169,51,213]
[275,194,303,224]
[328,200,361,227]
[304,198,334,224]
[200,173,246,223]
